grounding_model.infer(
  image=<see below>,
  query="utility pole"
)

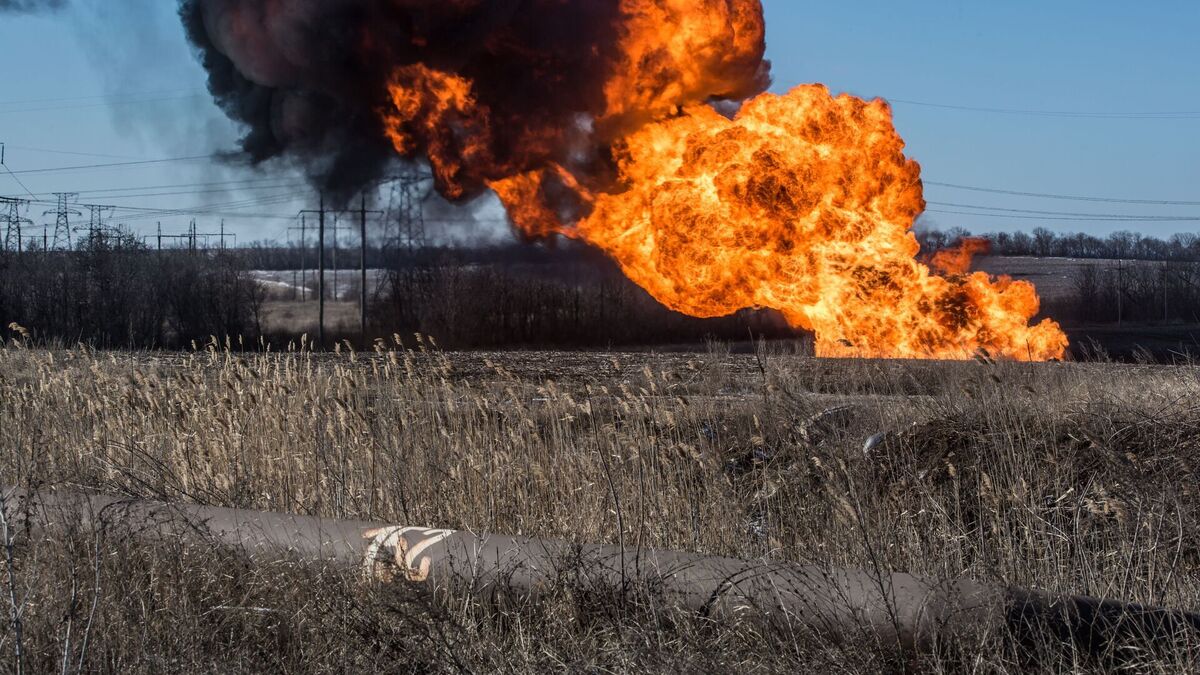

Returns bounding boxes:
[178,221,229,251]
[288,216,310,301]
[300,215,307,302]
[1162,262,1169,323]
[329,215,351,302]
[359,197,367,340]
[185,220,220,251]
[319,194,325,347]
[331,214,340,303]
[358,194,383,342]
[299,195,327,347]
[154,225,201,251]
[1116,260,1124,327]
[45,193,81,250]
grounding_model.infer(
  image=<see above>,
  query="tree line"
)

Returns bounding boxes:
[367,248,792,349]
[7,225,1200,351]
[0,231,265,349]
[916,226,1200,262]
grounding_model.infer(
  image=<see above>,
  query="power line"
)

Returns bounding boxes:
[1,163,38,200]
[2,166,37,200]
[0,87,202,107]
[0,93,207,116]
[888,98,1200,119]
[8,183,1195,227]
[7,154,225,176]
[2,144,146,160]
[924,209,1200,223]
[7,191,298,211]
[14,148,1199,231]
[5,176,307,199]
[72,176,303,195]
[925,180,1200,206]
[0,144,39,200]
[925,200,1200,221]
[104,193,307,222]
[5,184,302,201]
[7,191,306,223]
[75,183,307,201]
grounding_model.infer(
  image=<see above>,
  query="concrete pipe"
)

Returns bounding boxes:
[3,486,1197,662]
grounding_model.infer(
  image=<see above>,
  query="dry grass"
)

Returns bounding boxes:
[259,300,360,336]
[2,339,1199,672]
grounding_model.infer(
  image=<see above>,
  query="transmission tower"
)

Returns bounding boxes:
[1,198,32,252]
[44,193,81,250]
[387,167,432,255]
[82,204,115,245]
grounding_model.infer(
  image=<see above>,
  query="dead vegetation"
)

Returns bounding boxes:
[1,338,1199,672]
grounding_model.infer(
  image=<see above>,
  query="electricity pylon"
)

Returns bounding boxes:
[44,193,81,250]
[1,197,32,252]
[386,167,431,255]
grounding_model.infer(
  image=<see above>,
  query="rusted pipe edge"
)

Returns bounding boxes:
[3,486,1197,661]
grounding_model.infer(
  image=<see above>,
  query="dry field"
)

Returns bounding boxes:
[2,340,1200,672]
[259,299,361,336]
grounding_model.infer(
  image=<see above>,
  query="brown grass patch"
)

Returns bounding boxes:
[2,342,1198,671]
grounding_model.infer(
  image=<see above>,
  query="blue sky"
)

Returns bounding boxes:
[0,0,1197,243]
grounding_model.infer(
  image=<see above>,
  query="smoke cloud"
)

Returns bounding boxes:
[179,0,770,206]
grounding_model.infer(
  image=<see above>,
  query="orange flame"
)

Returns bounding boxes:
[931,237,991,275]
[381,7,1067,361]
[571,85,1067,360]
[600,0,768,130]
[382,64,490,200]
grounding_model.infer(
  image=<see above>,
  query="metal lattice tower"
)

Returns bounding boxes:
[83,204,115,245]
[387,167,431,255]
[2,197,32,252]
[44,193,81,250]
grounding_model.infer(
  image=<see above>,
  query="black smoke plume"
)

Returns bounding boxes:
[179,0,770,205]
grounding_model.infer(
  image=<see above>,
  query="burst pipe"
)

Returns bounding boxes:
[2,486,1196,660]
